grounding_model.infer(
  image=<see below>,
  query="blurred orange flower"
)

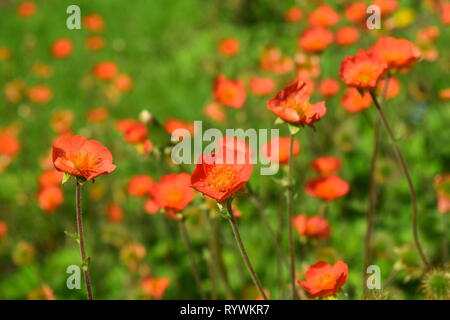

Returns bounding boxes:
[311,157,342,175]
[117,119,148,144]
[373,0,398,15]
[341,87,372,113]
[84,13,105,32]
[262,137,300,164]
[344,2,367,23]
[213,75,247,109]
[298,26,333,54]
[434,174,450,214]
[219,37,240,57]
[38,169,63,188]
[260,47,294,74]
[376,76,400,100]
[93,61,118,80]
[85,36,105,51]
[151,173,195,215]
[115,73,133,92]
[204,103,226,122]
[17,2,36,18]
[51,109,74,135]
[369,37,421,70]
[0,221,8,238]
[144,198,160,214]
[28,84,53,104]
[38,186,64,213]
[249,77,276,97]
[0,129,21,157]
[51,38,73,59]
[441,3,450,25]
[293,214,331,238]
[319,78,340,97]
[27,285,55,300]
[164,118,195,139]
[87,107,109,122]
[335,26,359,46]
[141,276,170,300]
[298,261,348,298]
[128,175,153,197]
[309,5,340,27]
[305,175,350,201]
[285,6,302,23]
[107,203,124,223]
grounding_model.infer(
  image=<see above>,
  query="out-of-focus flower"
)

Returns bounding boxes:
[372,0,398,15]
[298,261,348,298]
[27,285,56,300]
[144,198,159,214]
[262,137,300,164]
[38,170,63,188]
[51,109,74,135]
[298,26,333,54]
[285,6,302,23]
[219,37,240,57]
[249,77,276,97]
[439,88,450,100]
[305,175,350,201]
[141,276,170,300]
[38,186,64,213]
[93,61,118,80]
[27,84,53,104]
[311,157,342,175]
[128,175,153,197]
[191,144,253,203]
[376,77,400,100]
[52,135,116,181]
[164,118,195,139]
[213,75,247,109]
[417,26,440,44]
[293,214,331,238]
[85,36,105,51]
[115,73,133,92]
[309,5,340,27]
[51,38,73,59]
[17,2,36,18]
[4,79,24,103]
[117,119,148,144]
[120,242,146,271]
[84,13,104,32]
[260,47,294,75]
[86,107,109,123]
[151,173,195,216]
[335,27,359,46]
[319,78,340,97]
[390,8,416,28]
[441,3,450,25]
[0,47,11,61]
[0,128,21,157]
[204,103,226,122]
[340,49,387,89]
[434,174,450,214]
[369,37,421,70]
[32,62,53,78]
[12,241,35,266]
[341,88,372,113]
[345,2,367,23]
[0,221,8,238]
[267,80,326,127]
[107,203,123,223]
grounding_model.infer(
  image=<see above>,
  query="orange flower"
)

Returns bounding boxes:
[341,88,372,113]
[144,198,160,214]
[52,135,116,181]
[311,157,342,175]
[0,130,21,156]
[107,203,123,223]
[309,5,340,27]
[38,186,64,213]
[262,137,300,164]
[86,107,109,122]
[293,214,331,238]
[128,175,153,197]
[93,61,118,80]
[340,49,387,89]
[164,118,195,139]
[439,88,450,100]
[28,84,53,104]
[441,3,450,25]
[319,78,340,97]
[372,0,398,15]
[85,36,105,51]
[249,77,276,97]
[213,75,247,109]
[116,119,148,144]
[191,144,253,202]
[150,173,195,215]
[0,220,8,238]
[51,38,73,59]
[298,261,348,298]
[51,109,74,135]
[84,13,104,32]
[219,37,240,57]
[305,175,350,201]
[344,2,367,23]
[115,74,133,92]
[267,80,326,127]
[416,26,440,44]
[141,276,170,300]
[434,174,450,214]
[369,37,421,70]
[285,6,302,23]
[38,170,63,188]
[376,76,400,100]
[0,47,11,61]
[17,2,36,18]
[27,285,55,300]
[204,103,226,122]
[335,26,359,46]
[298,26,333,54]
[260,47,294,75]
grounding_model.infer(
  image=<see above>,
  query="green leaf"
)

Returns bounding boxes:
[62,173,71,184]
[288,124,301,135]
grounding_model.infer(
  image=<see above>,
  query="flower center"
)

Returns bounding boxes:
[219,85,237,102]
[281,96,314,119]
[314,272,335,289]
[206,165,239,192]
[66,150,102,173]
[164,188,185,207]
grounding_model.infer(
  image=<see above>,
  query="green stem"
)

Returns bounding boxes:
[287,133,298,299]
[369,91,430,269]
[226,198,267,300]
[75,182,93,300]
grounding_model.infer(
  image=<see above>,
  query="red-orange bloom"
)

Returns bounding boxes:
[309,5,340,27]
[52,135,116,181]
[0,130,21,156]
[267,80,326,127]
[38,186,64,213]
[85,36,105,51]
[311,157,342,175]
[439,88,450,100]
[28,85,53,104]
[116,119,148,144]
[335,27,359,46]
[150,173,195,215]
[164,118,195,139]
[293,214,331,238]
[115,74,133,92]
[0,221,8,238]
[434,174,450,214]
[128,175,153,197]
[285,6,302,23]
[340,49,387,89]
[93,61,118,80]
[39,170,63,188]
[191,145,253,202]
[141,276,170,300]
[298,26,333,54]
[107,203,123,223]
[369,37,421,70]
[262,137,300,164]
[51,38,73,59]
[86,107,109,122]
[319,78,340,97]
[260,47,294,75]
[249,77,276,97]
[213,75,247,109]
[344,2,367,23]
[442,3,450,25]
[298,261,348,298]
[341,88,372,113]
[84,13,104,32]
[376,76,400,100]
[144,198,160,215]
[17,2,36,18]
[219,37,240,57]
[305,175,350,201]
[372,0,398,15]
[204,103,226,122]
